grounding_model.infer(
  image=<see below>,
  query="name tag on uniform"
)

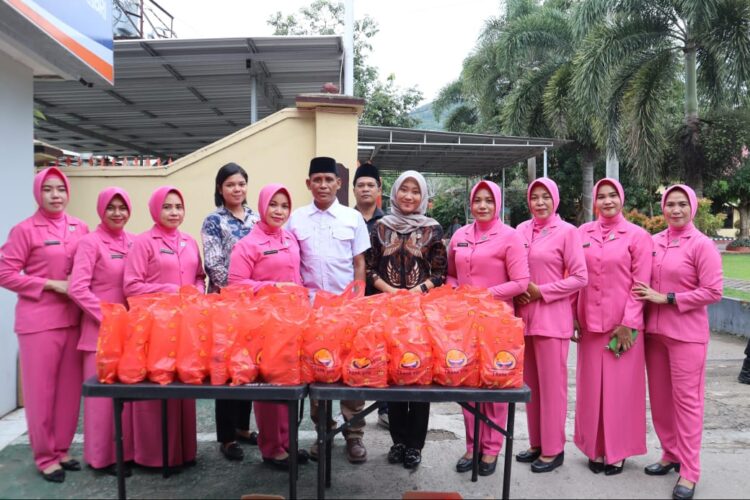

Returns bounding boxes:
[111,254,124,259]
[159,248,175,254]
[457,243,469,247]
[44,240,61,246]
[583,242,591,248]
[263,249,279,255]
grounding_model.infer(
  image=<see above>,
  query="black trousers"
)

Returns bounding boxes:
[742,337,750,371]
[388,401,430,450]
[215,399,252,443]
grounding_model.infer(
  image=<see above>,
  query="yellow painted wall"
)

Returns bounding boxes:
[59,103,360,242]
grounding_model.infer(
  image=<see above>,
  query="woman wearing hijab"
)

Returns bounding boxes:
[514,177,587,473]
[573,178,652,476]
[633,185,722,500]
[0,167,89,483]
[446,180,529,477]
[228,183,306,471]
[123,186,205,468]
[69,188,135,476]
[201,163,260,461]
[365,170,447,470]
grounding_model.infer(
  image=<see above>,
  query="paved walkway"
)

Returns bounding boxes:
[725,278,750,292]
[0,331,748,499]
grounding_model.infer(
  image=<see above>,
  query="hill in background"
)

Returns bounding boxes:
[410,102,444,131]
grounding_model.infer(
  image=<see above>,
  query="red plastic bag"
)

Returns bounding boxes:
[96,303,128,383]
[423,299,480,387]
[476,311,525,388]
[302,309,363,383]
[219,283,254,302]
[342,323,389,387]
[210,305,243,385]
[227,305,268,386]
[176,295,213,384]
[259,293,310,385]
[313,280,365,308]
[118,296,154,384]
[384,313,433,386]
[147,296,182,385]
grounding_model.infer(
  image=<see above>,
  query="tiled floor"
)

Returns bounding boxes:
[0,408,26,451]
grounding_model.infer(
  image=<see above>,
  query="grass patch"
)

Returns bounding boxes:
[724,288,750,301]
[722,253,750,281]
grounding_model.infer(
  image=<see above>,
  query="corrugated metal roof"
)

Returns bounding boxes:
[33,36,343,156]
[358,126,565,176]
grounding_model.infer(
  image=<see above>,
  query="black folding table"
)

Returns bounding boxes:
[82,377,308,500]
[309,383,531,500]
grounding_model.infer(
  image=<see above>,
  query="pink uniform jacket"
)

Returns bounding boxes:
[228,229,302,290]
[576,218,653,333]
[123,225,206,296]
[645,226,722,343]
[69,226,134,351]
[0,211,88,334]
[447,223,529,306]
[516,214,588,337]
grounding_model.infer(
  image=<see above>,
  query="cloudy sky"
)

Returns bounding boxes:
[155,0,502,104]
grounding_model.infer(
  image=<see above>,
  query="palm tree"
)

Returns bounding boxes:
[573,0,750,196]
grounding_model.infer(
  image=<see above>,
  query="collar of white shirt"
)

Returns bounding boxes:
[304,198,344,217]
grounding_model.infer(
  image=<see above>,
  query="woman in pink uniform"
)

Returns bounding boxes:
[447,180,529,477]
[0,167,89,483]
[123,186,205,468]
[68,187,135,476]
[633,185,722,500]
[228,183,307,471]
[514,177,587,473]
[573,178,652,475]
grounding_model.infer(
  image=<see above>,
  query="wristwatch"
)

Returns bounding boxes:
[420,283,428,294]
[667,292,676,305]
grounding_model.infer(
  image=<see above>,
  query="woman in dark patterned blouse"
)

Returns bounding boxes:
[366,170,447,470]
[200,162,260,462]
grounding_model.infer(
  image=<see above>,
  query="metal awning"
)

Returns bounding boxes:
[357,126,565,176]
[33,36,343,157]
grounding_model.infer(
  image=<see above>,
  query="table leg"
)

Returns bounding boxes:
[316,398,327,500]
[288,400,298,500]
[113,398,126,500]
[325,400,332,488]
[472,402,480,482]
[502,403,516,500]
[161,399,169,478]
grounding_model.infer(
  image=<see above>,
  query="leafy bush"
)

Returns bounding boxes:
[728,238,750,249]
[625,209,667,234]
[693,198,726,237]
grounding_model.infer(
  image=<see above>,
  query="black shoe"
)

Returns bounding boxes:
[91,464,133,477]
[456,456,473,473]
[672,481,695,500]
[739,370,750,385]
[531,452,564,473]
[41,468,65,483]
[604,459,625,476]
[388,443,406,464]
[236,431,258,445]
[644,461,680,475]
[262,456,290,471]
[60,459,81,471]
[403,448,421,469]
[296,449,310,465]
[588,459,605,474]
[478,457,498,476]
[516,448,542,463]
[220,442,244,461]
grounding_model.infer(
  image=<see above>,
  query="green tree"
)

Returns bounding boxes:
[268,0,423,127]
[573,0,750,196]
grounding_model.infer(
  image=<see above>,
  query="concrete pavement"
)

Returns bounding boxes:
[0,330,748,499]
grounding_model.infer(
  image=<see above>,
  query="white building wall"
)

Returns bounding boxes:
[0,50,34,416]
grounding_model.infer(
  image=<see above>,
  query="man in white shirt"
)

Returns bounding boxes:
[287,156,370,464]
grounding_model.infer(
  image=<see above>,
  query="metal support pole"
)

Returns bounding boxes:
[543,147,548,177]
[250,76,258,124]
[501,168,506,223]
[344,0,354,95]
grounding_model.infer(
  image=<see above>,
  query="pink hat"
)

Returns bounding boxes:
[148,186,184,224]
[470,180,503,220]
[661,184,698,220]
[96,187,132,222]
[527,177,560,214]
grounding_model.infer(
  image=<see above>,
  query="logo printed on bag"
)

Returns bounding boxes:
[351,357,371,369]
[445,349,467,368]
[493,351,517,370]
[314,348,334,368]
[399,352,421,369]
